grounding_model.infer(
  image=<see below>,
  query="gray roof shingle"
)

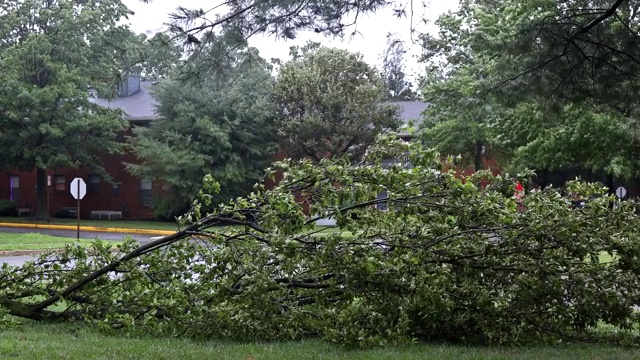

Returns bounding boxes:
[90,81,159,121]
[389,101,428,127]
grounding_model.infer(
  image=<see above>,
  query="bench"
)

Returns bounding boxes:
[91,210,122,220]
[17,208,31,217]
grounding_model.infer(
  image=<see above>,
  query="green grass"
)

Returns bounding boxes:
[0,322,638,360]
[0,233,119,251]
[0,216,352,236]
[0,217,179,231]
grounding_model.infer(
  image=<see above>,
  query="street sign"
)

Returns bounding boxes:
[47,175,51,186]
[70,177,86,239]
[616,186,627,199]
[70,178,87,200]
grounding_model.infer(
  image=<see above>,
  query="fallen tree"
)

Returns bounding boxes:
[2,136,640,346]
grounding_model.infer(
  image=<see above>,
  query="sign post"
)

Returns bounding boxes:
[70,178,87,239]
[615,186,627,211]
[46,175,51,224]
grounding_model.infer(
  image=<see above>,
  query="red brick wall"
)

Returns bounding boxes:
[0,127,155,219]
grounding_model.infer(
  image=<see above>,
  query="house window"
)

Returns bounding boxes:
[376,190,389,211]
[140,177,152,207]
[88,175,101,194]
[9,176,19,201]
[54,175,66,192]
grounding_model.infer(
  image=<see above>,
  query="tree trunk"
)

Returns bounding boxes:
[34,168,47,220]
[628,177,640,199]
[474,141,484,172]
[540,169,548,189]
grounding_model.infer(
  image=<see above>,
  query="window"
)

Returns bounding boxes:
[88,175,101,194]
[376,190,389,211]
[9,176,19,201]
[54,175,66,192]
[140,177,152,207]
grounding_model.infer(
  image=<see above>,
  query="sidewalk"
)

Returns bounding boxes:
[0,222,175,236]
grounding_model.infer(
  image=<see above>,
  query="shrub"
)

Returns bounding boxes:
[54,208,75,218]
[0,199,18,216]
[2,136,640,347]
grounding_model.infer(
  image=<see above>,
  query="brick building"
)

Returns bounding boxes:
[0,77,158,219]
[0,78,440,220]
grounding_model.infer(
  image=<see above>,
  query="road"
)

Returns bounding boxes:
[0,226,163,266]
[1,254,35,266]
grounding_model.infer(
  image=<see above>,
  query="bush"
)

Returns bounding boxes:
[0,199,18,216]
[54,208,74,218]
[2,136,640,347]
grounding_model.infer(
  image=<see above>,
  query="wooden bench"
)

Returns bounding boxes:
[17,208,31,217]
[91,210,122,220]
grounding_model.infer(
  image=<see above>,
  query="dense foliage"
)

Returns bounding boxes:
[2,136,640,347]
[274,44,402,161]
[419,0,640,184]
[0,0,132,217]
[126,41,277,218]
[0,199,17,217]
[106,29,182,83]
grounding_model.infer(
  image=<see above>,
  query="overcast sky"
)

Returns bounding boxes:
[121,0,459,79]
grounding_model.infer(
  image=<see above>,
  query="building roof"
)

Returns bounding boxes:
[389,101,428,138]
[90,82,428,127]
[90,81,159,122]
[389,101,428,127]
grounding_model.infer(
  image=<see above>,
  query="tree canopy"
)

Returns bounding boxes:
[273,44,402,161]
[0,0,133,216]
[142,0,393,42]
[379,34,418,101]
[418,0,640,187]
[111,30,183,82]
[126,41,277,218]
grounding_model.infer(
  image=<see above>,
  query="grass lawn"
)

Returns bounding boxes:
[0,217,180,231]
[0,322,637,360]
[0,233,118,251]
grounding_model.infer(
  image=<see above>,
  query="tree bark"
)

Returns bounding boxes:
[474,141,484,172]
[628,177,640,199]
[35,167,47,220]
[540,169,548,189]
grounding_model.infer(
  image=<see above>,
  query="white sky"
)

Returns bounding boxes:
[121,0,459,80]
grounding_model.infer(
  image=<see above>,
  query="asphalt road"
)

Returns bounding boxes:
[0,226,162,266]
[1,254,37,267]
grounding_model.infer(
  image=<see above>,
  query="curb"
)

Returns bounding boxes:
[0,222,175,236]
